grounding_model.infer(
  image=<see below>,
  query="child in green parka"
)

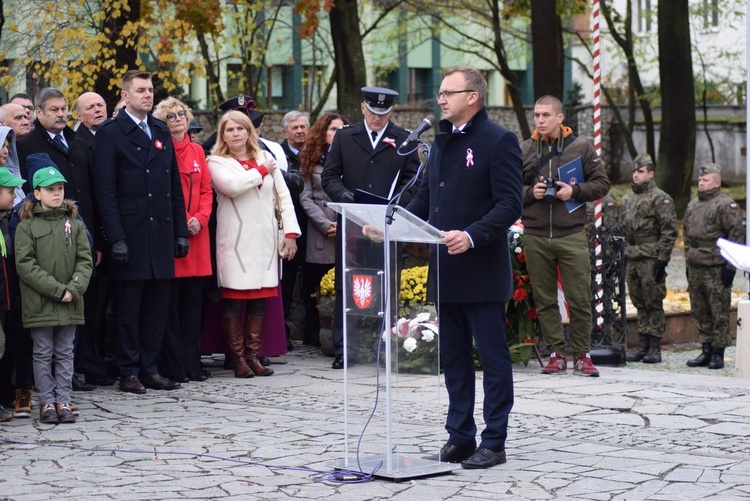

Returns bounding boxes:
[15,154,92,424]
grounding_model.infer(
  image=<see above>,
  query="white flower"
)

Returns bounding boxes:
[421,330,435,342]
[403,337,418,352]
[421,322,438,338]
[415,312,431,323]
[396,317,408,326]
[515,246,522,254]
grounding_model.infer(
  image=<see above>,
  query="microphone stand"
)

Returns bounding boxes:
[386,140,430,225]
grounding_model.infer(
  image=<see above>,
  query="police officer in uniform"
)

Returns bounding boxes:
[321,86,420,369]
[621,153,677,363]
[684,163,744,369]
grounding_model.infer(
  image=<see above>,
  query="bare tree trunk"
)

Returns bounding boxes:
[94,0,141,112]
[531,0,563,100]
[656,0,695,216]
[329,0,367,121]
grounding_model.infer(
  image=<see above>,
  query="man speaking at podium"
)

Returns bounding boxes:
[406,66,523,469]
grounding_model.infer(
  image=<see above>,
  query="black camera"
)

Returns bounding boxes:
[542,178,559,204]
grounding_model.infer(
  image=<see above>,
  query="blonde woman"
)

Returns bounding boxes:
[207,111,300,378]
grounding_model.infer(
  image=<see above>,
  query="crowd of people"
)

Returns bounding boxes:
[0,66,743,472]
[0,71,356,424]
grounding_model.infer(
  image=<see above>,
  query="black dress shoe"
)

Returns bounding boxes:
[141,373,181,390]
[86,376,116,386]
[169,375,189,383]
[427,443,476,463]
[72,374,95,392]
[461,447,507,469]
[186,372,209,382]
[332,354,344,370]
[259,357,271,367]
[119,375,147,394]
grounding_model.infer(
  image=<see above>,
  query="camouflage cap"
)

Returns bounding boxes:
[633,153,653,170]
[698,162,721,176]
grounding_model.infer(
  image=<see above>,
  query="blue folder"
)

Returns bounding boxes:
[557,156,586,213]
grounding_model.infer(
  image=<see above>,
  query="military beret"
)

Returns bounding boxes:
[633,153,653,170]
[361,86,398,115]
[218,95,264,128]
[698,162,721,175]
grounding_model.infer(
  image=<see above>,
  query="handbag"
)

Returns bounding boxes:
[272,184,286,257]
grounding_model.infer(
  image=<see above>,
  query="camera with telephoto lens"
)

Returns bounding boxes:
[542,177,560,204]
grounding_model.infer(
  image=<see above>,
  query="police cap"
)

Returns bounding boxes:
[218,95,264,128]
[361,86,398,115]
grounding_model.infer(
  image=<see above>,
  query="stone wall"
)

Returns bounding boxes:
[195,104,747,186]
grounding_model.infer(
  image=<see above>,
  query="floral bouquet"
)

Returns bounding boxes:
[507,223,538,366]
[388,307,439,374]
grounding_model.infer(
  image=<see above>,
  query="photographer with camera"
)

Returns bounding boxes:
[521,95,610,376]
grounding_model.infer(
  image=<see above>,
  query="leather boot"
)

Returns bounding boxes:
[686,343,712,367]
[708,347,725,369]
[245,315,274,376]
[642,335,662,363]
[223,317,253,378]
[626,334,650,362]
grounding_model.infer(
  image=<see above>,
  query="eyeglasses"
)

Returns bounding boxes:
[166,110,187,122]
[435,90,476,101]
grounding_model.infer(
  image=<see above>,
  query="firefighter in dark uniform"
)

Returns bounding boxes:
[321,87,420,369]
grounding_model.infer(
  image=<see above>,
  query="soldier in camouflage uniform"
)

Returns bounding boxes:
[621,154,677,363]
[586,192,621,235]
[684,163,745,369]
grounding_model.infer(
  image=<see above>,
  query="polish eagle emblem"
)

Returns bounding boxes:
[351,275,373,309]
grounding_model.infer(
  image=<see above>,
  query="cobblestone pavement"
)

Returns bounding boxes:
[2,344,750,500]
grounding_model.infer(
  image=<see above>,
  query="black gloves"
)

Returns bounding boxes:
[652,260,668,282]
[341,192,356,203]
[721,266,736,288]
[111,240,129,266]
[175,237,190,258]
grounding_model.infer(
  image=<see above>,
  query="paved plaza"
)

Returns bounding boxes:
[2,344,750,500]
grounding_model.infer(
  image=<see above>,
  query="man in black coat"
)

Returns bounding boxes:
[17,88,92,222]
[406,67,523,469]
[279,110,309,349]
[70,91,117,386]
[92,70,189,394]
[321,86,420,369]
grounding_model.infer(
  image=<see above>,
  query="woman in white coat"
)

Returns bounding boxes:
[208,111,300,378]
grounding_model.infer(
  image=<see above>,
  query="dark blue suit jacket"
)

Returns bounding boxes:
[406,107,523,303]
[91,112,188,281]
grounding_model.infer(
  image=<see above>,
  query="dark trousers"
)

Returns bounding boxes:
[301,262,333,346]
[440,302,513,452]
[163,277,205,378]
[0,304,32,405]
[113,279,170,377]
[281,251,303,340]
[76,274,116,379]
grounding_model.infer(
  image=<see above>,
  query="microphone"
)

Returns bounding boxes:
[400,115,436,149]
